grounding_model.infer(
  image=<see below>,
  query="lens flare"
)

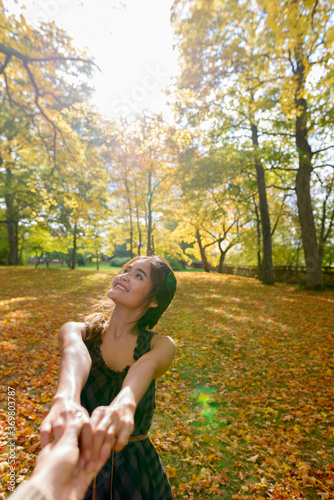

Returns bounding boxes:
[192,387,218,423]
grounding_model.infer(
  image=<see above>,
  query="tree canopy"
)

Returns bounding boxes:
[0,0,333,287]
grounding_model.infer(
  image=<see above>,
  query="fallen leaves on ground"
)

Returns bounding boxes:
[0,268,333,499]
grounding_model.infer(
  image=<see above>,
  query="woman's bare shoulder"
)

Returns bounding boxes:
[151,333,176,351]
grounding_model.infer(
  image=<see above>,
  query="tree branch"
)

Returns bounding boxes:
[266,184,295,191]
[0,43,100,70]
[268,166,298,172]
[0,41,99,168]
[324,210,334,242]
[311,0,320,32]
[22,60,68,167]
[312,144,334,155]
[313,163,334,170]
[288,48,297,73]
[0,53,11,74]
[259,130,295,138]
[40,90,67,107]
[271,193,288,237]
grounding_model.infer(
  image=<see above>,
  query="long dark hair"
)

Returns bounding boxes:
[85,255,177,341]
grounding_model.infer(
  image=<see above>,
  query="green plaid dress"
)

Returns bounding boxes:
[81,328,174,500]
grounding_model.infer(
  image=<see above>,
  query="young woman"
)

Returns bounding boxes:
[40,255,177,500]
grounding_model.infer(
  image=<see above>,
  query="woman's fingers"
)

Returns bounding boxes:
[113,419,134,452]
[79,420,93,462]
[89,407,118,463]
[91,421,114,463]
[98,442,112,463]
[90,408,105,462]
[40,414,66,446]
[98,429,115,462]
[52,419,66,443]
[89,405,135,462]
[40,402,91,457]
[40,419,52,448]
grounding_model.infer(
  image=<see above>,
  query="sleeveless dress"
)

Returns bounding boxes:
[81,328,174,500]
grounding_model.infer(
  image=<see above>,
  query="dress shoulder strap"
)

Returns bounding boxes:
[133,329,157,360]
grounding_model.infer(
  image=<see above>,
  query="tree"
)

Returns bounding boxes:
[0,2,96,264]
[26,224,66,267]
[173,144,252,272]
[171,0,278,283]
[0,107,49,264]
[46,124,109,270]
[104,114,179,258]
[258,0,334,286]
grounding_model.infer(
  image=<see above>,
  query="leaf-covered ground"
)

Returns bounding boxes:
[0,268,333,499]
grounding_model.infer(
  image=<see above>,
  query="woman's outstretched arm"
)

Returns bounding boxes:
[40,322,92,460]
[88,335,176,465]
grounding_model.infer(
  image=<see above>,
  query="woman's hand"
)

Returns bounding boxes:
[40,398,93,463]
[88,401,135,466]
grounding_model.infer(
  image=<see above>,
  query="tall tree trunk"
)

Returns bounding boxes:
[124,179,134,259]
[4,166,18,265]
[151,234,155,255]
[71,222,77,270]
[129,224,133,258]
[294,50,322,287]
[147,169,153,255]
[137,228,142,256]
[137,227,142,256]
[218,245,226,274]
[6,217,18,265]
[251,122,274,284]
[217,239,233,273]
[252,195,263,280]
[135,183,142,256]
[18,230,25,265]
[196,229,210,273]
[96,251,99,270]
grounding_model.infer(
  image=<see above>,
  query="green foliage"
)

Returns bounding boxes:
[167,258,185,271]
[109,256,130,268]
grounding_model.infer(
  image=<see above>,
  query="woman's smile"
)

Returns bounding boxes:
[114,282,129,292]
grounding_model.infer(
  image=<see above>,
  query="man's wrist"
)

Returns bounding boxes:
[18,476,56,500]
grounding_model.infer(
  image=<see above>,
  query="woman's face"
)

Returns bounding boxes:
[107,259,157,311]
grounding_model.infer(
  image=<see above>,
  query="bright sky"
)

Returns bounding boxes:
[5,0,179,119]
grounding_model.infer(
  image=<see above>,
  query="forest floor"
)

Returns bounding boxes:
[0,268,333,499]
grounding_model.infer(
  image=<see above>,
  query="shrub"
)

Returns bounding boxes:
[167,258,184,271]
[109,256,130,268]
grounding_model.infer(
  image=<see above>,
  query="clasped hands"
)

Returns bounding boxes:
[38,398,135,499]
[41,398,135,465]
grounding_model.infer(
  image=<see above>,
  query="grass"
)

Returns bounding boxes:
[0,268,333,499]
[24,262,206,273]
[25,262,117,271]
